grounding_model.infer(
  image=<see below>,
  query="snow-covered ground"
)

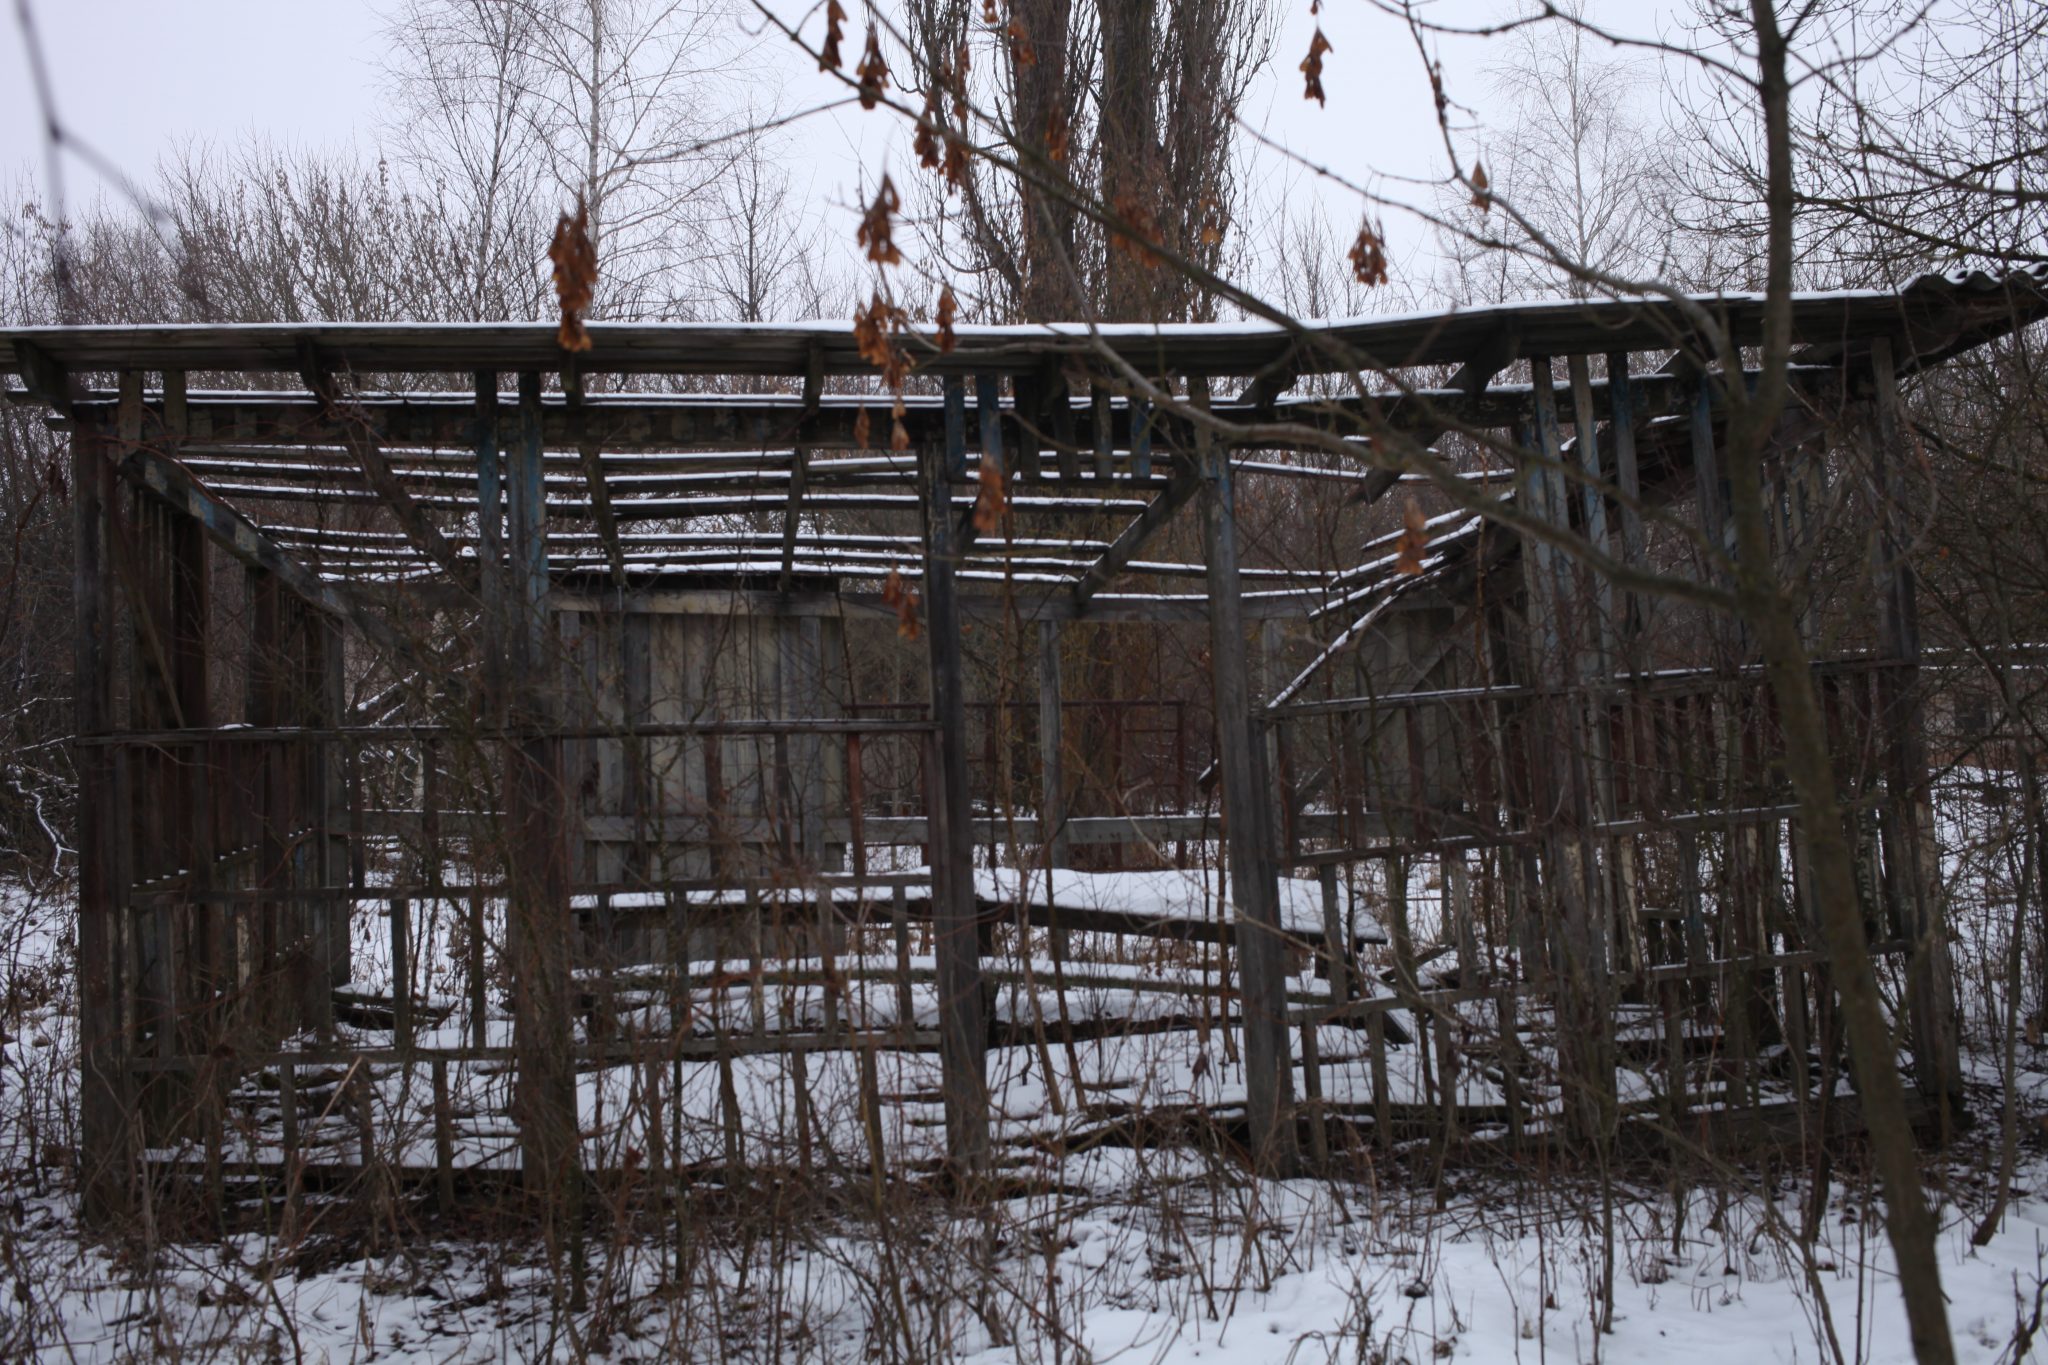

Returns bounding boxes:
[6,869,2048,1363]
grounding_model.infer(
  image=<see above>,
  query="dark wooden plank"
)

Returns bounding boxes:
[7,276,2045,378]
[919,435,990,1178]
[1072,462,1201,605]
[1037,621,1067,869]
[1194,373,1297,1176]
[72,414,127,1223]
[565,367,628,589]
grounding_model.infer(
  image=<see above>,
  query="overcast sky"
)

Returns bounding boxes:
[0,0,1683,299]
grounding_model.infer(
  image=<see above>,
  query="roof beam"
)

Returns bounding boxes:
[8,272,2036,377]
[779,346,823,594]
[1345,322,1521,508]
[298,344,473,590]
[50,371,1722,457]
[108,421,412,658]
[563,364,628,590]
[1072,459,1203,606]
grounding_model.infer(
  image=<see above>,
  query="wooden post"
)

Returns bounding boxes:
[73,417,129,1223]
[503,373,580,1218]
[1867,336,1960,1116]
[475,372,506,720]
[1037,621,1068,869]
[432,1056,456,1214]
[920,432,990,1180]
[1194,374,1297,1176]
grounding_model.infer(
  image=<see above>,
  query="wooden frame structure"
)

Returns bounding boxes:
[9,266,2046,1224]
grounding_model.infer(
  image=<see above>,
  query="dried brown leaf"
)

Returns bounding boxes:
[1470,161,1492,213]
[935,285,958,352]
[1394,496,1430,575]
[883,565,922,639]
[1008,19,1036,66]
[1348,219,1389,287]
[854,405,873,448]
[549,199,598,352]
[1301,28,1331,106]
[820,0,847,70]
[973,457,1007,533]
[856,28,890,109]
[857,176,903,266]
[1046,106,1070,163]
[853,290,912,391]
[1109,191,1163,268]
[915,86,943,169]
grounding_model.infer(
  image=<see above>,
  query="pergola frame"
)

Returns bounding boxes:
[9,265,2046,1224]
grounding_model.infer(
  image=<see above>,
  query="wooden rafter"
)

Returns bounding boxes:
[563,364,628,590]
[298,343,472,590]
[779,345,824,594]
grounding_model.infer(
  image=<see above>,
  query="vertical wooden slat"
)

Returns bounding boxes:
[970,373,998,482]
[920,429,991,1179]
[504,371,579,1205]
[390,898,413,1051]
[1196,373,1297,1176]
[1867,335,1959,1114]
[1368,1010,1392,1150]
[1318,865,1350,1002]
[1037,621,1068,872]
[1091,383,1114,480]
[432,1056,455,1214]
[891,884,915,1034]
[74,411,128,1223]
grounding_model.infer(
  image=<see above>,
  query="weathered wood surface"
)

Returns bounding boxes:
[8,269,2041,376]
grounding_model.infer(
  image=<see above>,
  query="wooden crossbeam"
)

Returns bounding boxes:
[1072,460,1201,606]
[563,365,628,590]
[110,419,411,658]
[48,377,1695,457]
[21,346,409,660]
[298,344,472,589]
[779,347,823,594]
[1345,324,1522,507]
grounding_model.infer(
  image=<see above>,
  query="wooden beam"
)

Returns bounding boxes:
[475,373,506,718]
[1195,373,1297,1177]
[72,416,127,1223]
[920,433,990,1179]
[7,278,2042,378]
[564,366,627,590]
[954,374,993,549]
[1346,324,1521,506]
[778,349,824,595]
[1072,461,1201,605]
[103,417,411,658]
[298,344,471,589]
[1868,334,1960,1114]
[502,369,581,1222]
[1038,620,1067,868]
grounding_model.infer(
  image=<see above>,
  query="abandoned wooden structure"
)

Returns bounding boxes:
[8,267,2046,1223]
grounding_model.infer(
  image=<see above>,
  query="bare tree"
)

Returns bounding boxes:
[385,0,760,318]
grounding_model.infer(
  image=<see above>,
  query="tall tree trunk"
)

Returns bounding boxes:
[1731,13,1953,1358]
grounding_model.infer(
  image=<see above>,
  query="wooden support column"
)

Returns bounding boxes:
[1194,375,1297,1176]
[73,413,128,1223]
[1867,336,1960,1113]
[1038,621,1068,869]
[503,372,580,1211]
[475,373,506,719]
[1527,358,1612,1141]
[920,433,990,1180]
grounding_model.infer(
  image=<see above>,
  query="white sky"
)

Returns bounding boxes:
[0,0,1685,300]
